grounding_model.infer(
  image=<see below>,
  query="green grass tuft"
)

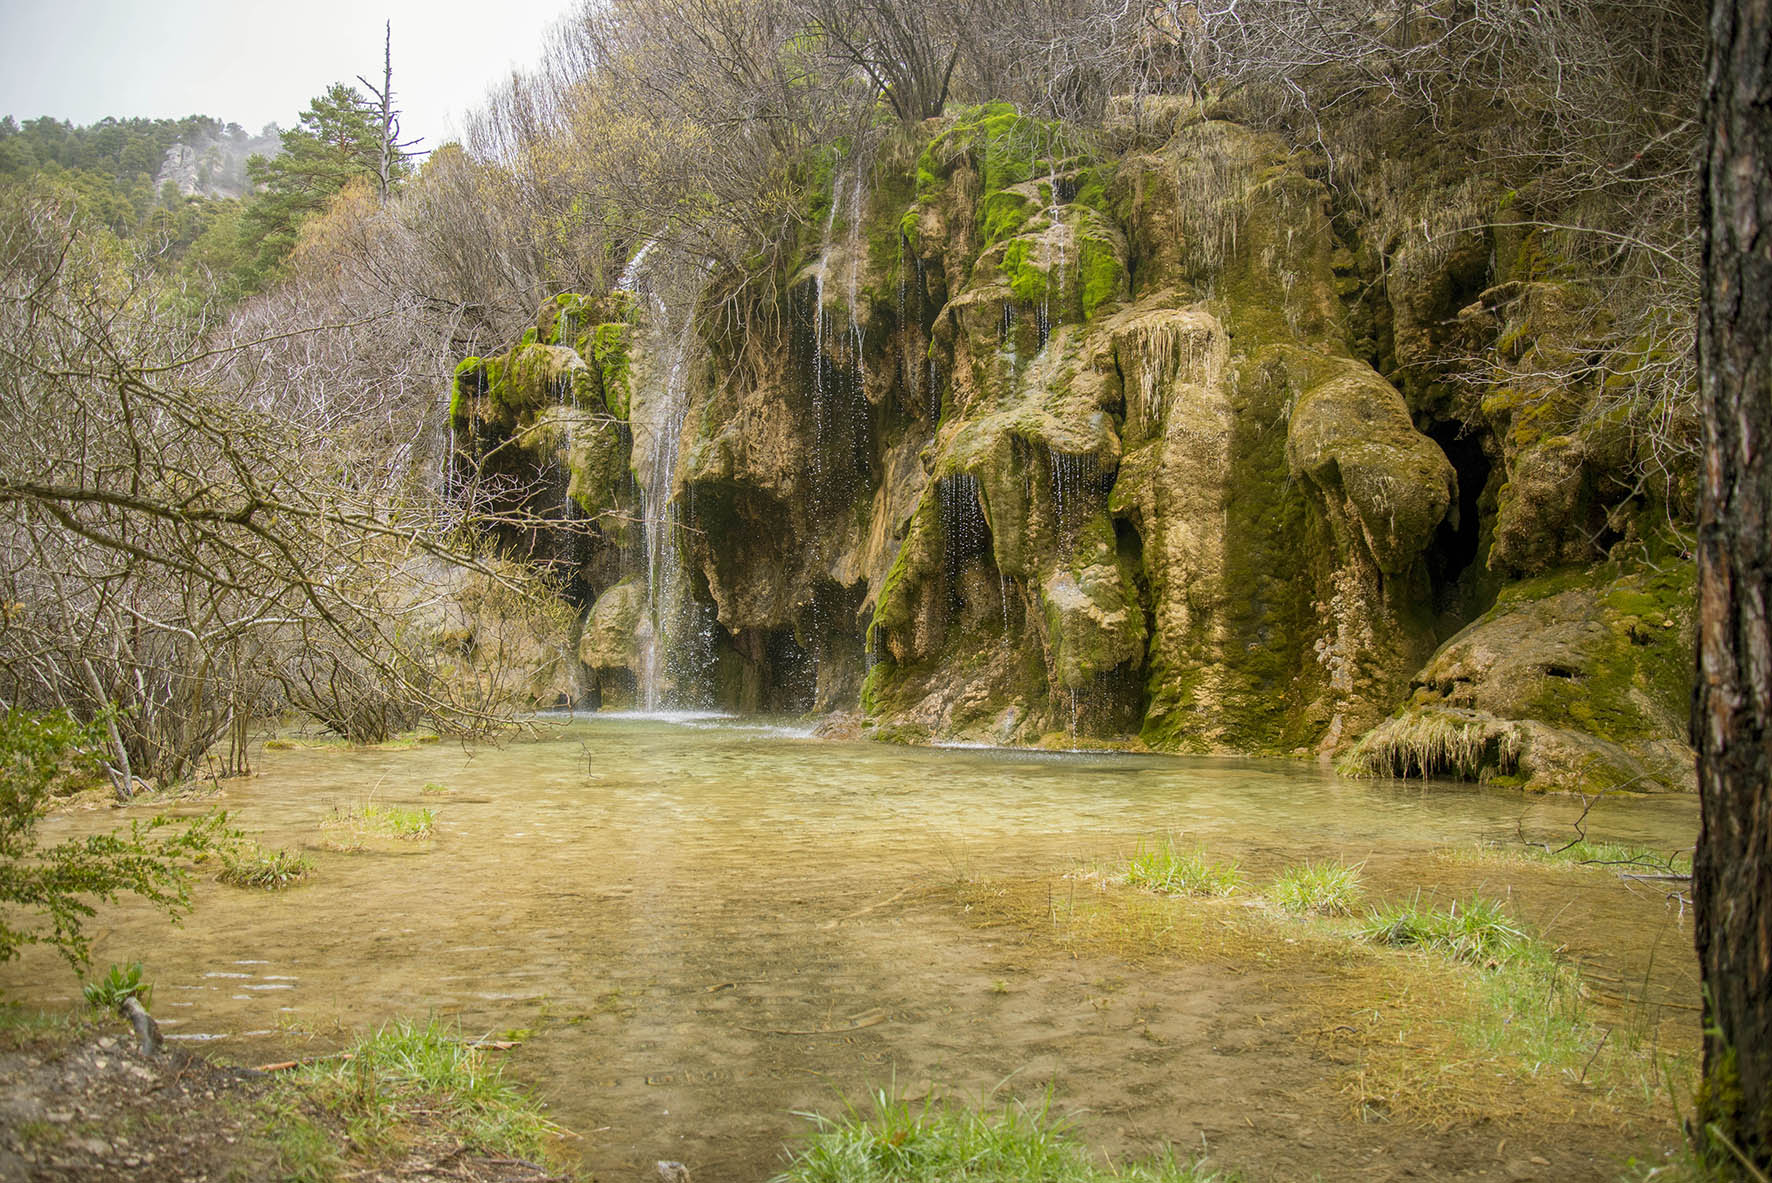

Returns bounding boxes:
[1530,839,1692,875]
[1125,839,1240,897]
[216,839,313,889]
[1358,894,1528,964]
[774,1090,1230,1183]
[1267,861,1364,916]
[271,1018,562,1174]
[322,801,436,843]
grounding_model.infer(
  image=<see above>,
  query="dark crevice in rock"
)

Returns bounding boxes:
[1423,420,1496,628]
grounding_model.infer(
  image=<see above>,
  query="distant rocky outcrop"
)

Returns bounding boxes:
[154,125,280,199]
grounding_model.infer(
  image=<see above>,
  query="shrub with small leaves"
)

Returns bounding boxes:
[0,708,228,972]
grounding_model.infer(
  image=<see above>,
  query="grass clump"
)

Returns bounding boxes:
[265,1018,565,1178]
[1125,839,1240,897]
[775,1091,1229,1183]
[216,838,313,889]
[322,800,435,846]
[420,781,451,796]
[1357,894,1527,965]
[1267,861,1364,916]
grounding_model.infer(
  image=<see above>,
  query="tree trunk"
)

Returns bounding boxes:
[1695,0,1772,1172]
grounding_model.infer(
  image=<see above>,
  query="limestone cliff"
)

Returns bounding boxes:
[446,103,1696,791]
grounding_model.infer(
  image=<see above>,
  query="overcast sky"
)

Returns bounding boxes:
[0,0,575,149]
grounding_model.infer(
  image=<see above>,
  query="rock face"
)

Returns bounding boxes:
[1343,564,1695,791]
[446,104,1696,790]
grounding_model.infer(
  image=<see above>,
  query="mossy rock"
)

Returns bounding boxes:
[1038,515,1145,688]
[579,578,645,671]
[590,322,634,419]
[498,344,589,420]
[1285,354,1455,576]
[558,410,629,519]
[1346,561,1696,790]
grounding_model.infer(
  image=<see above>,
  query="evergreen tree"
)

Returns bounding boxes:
[238,83,386,289]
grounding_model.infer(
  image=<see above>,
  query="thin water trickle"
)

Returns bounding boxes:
[3,720,1700,1180]
[638,286,704,710]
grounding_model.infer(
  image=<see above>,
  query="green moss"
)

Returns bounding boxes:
[590,322,632,419]
[566,415,629,518]
[496,344,577,418]
[1070,167,1108,210]
[804,144,839,229]
[1078,234,1123,320]
[1521,562,1693,743]
[870,490,941,637]
[979,190,1035,249]
[449,356,483,425]
[541,292,598,346]
[1136,349,1317,755]
[999,240,1048,305]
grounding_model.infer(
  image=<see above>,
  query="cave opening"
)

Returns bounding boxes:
[712,625,816,714]
[1424,421,1495,625]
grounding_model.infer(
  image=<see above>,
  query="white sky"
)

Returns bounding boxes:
[0,0,575,150]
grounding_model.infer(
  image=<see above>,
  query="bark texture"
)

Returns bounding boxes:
[1696,0,1772,1169]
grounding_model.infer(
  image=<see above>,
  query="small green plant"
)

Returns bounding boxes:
[775,1089,1230,1182]
[1358,894,1527,964]
[420,781,451,796]
[1125,839,1240,897]
[1267,860,1364,916]
[217,839,314,889]
[83,961,151,1010]
[322,800,436,843]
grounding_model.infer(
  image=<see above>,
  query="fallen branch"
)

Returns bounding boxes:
[253,1052,355,1073]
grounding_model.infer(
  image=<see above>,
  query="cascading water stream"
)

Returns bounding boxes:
[810,176,841,489]
[620,239,709,712]
[639,313,699,711]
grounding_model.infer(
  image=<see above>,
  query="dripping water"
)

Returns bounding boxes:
[1048,451,1100,555]
[939,473,988,608]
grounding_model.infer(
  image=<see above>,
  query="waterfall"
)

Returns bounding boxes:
[639,312,699,711]
[807,158,873,509]
[1045,158,1068,318]
[623,239,711,712]
[560,372,577,529]
[617,237,657,293]
[846,165,866,399]
[810,176,840,489]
